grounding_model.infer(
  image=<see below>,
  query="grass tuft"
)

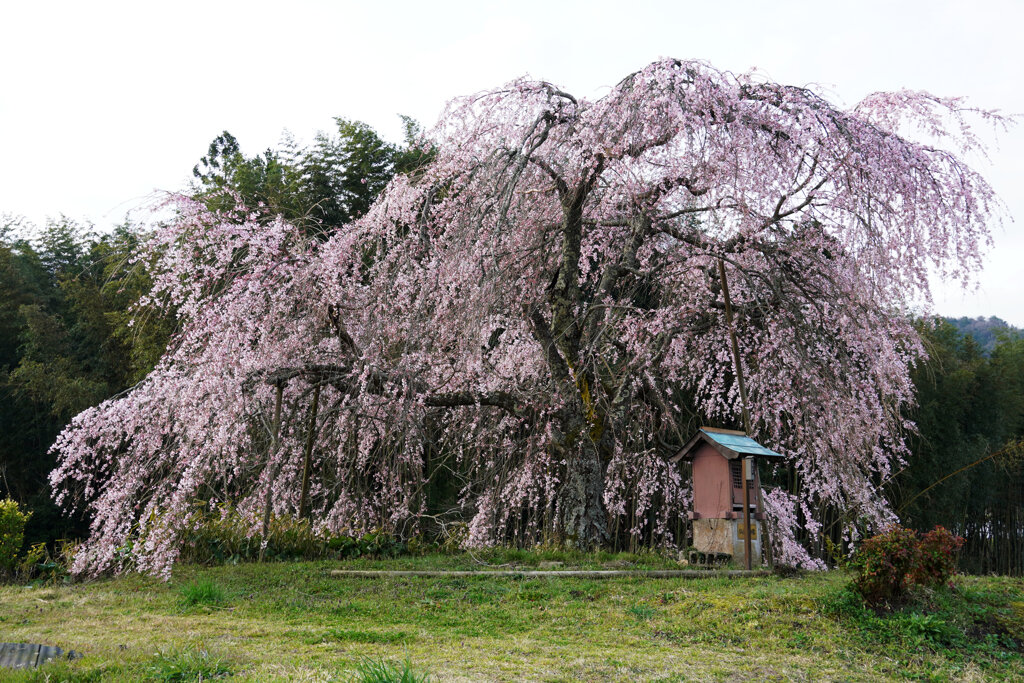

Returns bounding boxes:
[350,657,430,683]
[178,578,226,608]
[627,604,657,621]
[146,646,232,681]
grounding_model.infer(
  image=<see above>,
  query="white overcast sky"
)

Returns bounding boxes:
[2,0,1021,325]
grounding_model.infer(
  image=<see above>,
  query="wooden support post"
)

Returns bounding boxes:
[298,384,321,520]
[259,380,284,563]
[742,456,752,570]
[755,467,775,568]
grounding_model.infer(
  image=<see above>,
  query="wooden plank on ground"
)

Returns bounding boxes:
[0,642,65,669]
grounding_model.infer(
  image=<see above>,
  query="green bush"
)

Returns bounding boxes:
[178,505,321,563]
[849,525,964,606]
[329,530,406,559]
[178,504,406,565]
[0,498,31,574]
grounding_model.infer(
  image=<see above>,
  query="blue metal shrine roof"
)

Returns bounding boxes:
[670,427,784,463]
[701,429,782,457]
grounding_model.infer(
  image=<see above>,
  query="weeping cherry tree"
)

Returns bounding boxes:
[50,59,1005,577]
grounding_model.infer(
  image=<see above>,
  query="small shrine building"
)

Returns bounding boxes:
[670,427,784,566]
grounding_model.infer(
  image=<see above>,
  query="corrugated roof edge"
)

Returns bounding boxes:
[669,428,785,463]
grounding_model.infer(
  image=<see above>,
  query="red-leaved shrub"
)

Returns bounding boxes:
[910,525,965,589]
[850,525,964,605]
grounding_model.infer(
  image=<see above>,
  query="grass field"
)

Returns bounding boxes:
[1,550,1021,681]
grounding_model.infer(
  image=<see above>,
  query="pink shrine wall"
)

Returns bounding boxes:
[691,444,733,519]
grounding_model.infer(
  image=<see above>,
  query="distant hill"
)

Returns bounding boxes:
[945,316,1022,354]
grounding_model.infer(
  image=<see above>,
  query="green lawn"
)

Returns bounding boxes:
[1,552,1021,681]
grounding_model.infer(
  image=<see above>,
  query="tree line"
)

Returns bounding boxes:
[895,318,1023,574]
